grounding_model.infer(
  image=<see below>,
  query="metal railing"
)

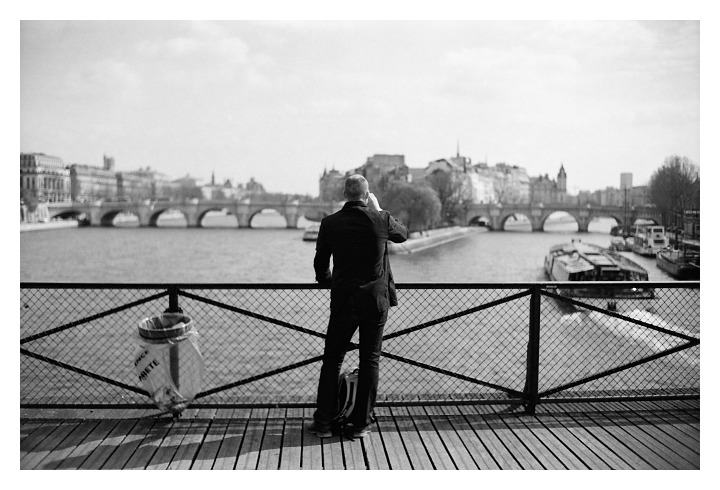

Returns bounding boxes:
[20,282,699,414]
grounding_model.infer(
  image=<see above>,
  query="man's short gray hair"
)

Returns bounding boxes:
[344,174,369,201]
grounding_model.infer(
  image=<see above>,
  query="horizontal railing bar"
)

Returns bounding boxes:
[20,403,159,410]
[537,340,699,398]
[20,348,148,395]
[20,281,699,290]
[383,289,532,341]
[22,395,699,410]
[537,394,700,405]
[20,290,169,344]
[19,398,529,410]
[541,289,700,342]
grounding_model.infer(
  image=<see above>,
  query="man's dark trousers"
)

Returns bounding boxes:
[314,296,388,429]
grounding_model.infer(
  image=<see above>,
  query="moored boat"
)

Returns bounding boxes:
[609,236,632,252]
[302,223,320,241]
[544,240,653,303]
[610,224,635,237]
[656,246,700,280]
[631,224,667,256]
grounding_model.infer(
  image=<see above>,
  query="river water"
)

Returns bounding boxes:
[20,212,678,284]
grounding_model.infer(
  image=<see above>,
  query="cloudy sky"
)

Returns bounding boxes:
[20,18,701,197]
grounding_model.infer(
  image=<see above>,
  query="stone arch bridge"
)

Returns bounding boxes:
[47,200,662,231]
[47,200,341,228]
[464,203,662,232]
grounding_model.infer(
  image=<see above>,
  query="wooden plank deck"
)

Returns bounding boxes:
[19,399,700,470]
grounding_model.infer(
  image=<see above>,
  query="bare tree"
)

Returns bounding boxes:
[648,155,700,227]
[425,170,469,224]
[493,175,522,205]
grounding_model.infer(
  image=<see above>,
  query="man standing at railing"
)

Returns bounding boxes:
[310,174,408,439]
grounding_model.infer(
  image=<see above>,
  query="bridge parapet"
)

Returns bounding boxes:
[47,200,340,228]
[464,203,662,232]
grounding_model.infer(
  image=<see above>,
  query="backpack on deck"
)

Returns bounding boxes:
[332,367,359,428]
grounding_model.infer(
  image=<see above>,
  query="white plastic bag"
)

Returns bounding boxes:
[134,313,205,414]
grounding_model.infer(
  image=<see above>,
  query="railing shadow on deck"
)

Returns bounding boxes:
[20,282,699,415]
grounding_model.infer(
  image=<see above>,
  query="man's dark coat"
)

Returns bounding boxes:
[313,200,408,314]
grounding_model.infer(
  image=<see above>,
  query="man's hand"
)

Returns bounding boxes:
[367,192,382,212]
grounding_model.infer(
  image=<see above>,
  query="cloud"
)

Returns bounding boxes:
[438,45,582,105]
[59,59,139,100]
[137,34,250,66]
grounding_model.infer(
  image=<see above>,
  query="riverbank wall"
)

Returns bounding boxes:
[20,220,79,233]
[388,226,481,254]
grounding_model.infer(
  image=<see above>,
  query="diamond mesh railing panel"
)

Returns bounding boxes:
[380,287,530,401]
[538,285,699,399]
[20,282,699,408]
[21,287,170,405]
[176,287,328,404]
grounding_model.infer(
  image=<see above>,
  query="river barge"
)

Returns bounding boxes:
[544,240,654,304]
[656,245,700,280]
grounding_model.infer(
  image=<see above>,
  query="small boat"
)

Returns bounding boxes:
[609,237,632,252]
[610,224,635,237]
[544,240,653,302]
[656,246,700,280]
[302,224,320,241]
[631,224,667,256]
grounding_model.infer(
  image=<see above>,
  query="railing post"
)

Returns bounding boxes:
[524,285,541,415]
[165,286,183,313]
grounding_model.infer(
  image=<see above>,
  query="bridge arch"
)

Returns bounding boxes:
[48,209,91,225]
[540,211,579,232]
[631,215,660,226]
[99,209,140,227]
[248,207,288,228]
[499,212,534,231]
[196,207,234,228]
[588,211,623,225]
[148,207,191,227]
[467,213,493,229]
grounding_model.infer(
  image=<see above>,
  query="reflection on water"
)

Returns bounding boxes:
[21,215,678,284]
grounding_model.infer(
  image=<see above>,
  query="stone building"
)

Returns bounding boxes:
[493,163,531,204]
[529,164,567,204]
[354,154,409,188]
[69,155,118,202]
[426,153,483,203]
[349,154,410,194]
[172,174,204,201]
[20,153,71,202]
[423,150,533,205]
[117,167,173,201]
[318,168,345,202]
[467,163,496,204]
[201,172,241,200]
[318,154,411,202]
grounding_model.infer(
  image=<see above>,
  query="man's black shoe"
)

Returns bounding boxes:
[307,422,332,438]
